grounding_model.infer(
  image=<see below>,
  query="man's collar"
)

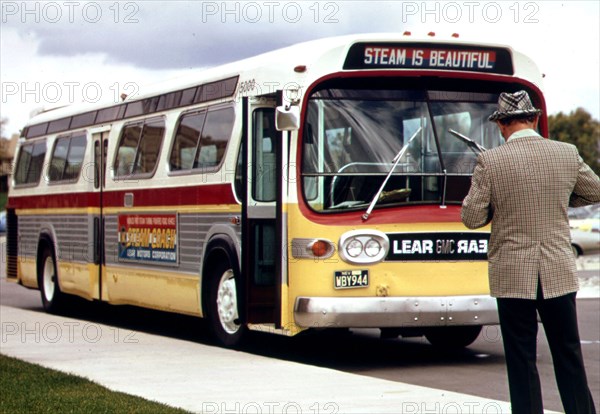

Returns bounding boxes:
[507,128,541,142]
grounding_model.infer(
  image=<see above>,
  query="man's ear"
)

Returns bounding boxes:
[496,121,507,140]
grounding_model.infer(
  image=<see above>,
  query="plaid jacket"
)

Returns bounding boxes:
[461,135,600,299]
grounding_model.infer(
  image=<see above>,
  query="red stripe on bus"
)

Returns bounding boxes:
[8,192,101,209]
[296,202,463,225]
[102,184,238,208]
[8,184,238,210]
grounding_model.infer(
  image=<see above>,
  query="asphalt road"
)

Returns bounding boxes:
[1,272,598,413]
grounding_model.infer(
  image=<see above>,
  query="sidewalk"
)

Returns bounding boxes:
[0,305,524,414]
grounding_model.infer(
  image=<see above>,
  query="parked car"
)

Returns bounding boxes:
[571,228,600,257]
[571,210,599,233]
[568,204,599,256]
[569,204,600,231]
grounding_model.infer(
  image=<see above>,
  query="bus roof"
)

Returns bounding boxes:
[21,33,542,137]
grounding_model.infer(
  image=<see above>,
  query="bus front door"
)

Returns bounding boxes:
[242,98,283,327]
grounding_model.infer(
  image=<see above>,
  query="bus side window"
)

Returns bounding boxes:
[196,107,234,170]
[115,123,141,177]
[169,107,233,173]
[49,138,69,182]
[115,118,165,178]
[48,133,87,183]
[133,120,164,174]
[63,135,87,180]
[169,112,206,171]
[14,141,47,186]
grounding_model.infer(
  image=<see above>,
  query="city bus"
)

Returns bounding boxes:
[6,33,547,347]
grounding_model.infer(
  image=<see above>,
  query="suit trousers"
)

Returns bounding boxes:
[496,287,596,414]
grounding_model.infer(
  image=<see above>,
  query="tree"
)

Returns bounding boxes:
[548,108,600,175]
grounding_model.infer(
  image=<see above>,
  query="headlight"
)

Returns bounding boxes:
[364,239,382,257]
[345,239,363,258]
[339,230,389,264]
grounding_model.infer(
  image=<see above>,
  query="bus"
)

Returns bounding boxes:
[6,33,547,347]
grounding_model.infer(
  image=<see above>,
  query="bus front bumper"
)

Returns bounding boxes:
[294,295,499,328]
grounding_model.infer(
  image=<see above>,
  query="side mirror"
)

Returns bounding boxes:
[275,105,300,131]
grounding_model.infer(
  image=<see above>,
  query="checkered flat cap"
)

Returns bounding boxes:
[488,90,542,121]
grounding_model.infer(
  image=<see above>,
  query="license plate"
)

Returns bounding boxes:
[334,270,369,289]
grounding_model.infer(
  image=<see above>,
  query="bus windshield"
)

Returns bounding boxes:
[302,88,504,212]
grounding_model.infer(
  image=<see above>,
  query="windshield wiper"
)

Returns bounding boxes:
[362,127,422,221]
[448,129,487,153]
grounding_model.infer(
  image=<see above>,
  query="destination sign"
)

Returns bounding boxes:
[344,42,513,75]
[385,232,490,261]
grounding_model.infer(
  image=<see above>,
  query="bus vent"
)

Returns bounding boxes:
[6,209,18,280]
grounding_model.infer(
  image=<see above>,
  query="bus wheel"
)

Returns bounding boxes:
[207,263,245,347]
[38,246,66,313]
[424,325,482,349]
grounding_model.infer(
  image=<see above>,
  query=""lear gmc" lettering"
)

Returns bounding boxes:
[393,238,488,255]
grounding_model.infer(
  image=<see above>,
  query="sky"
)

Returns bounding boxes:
[1,0,599,138]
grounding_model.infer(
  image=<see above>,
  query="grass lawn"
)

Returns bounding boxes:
[0,354,191,413]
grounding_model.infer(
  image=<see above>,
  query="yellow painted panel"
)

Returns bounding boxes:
[57,262,99,301]
[104,265,201,316]
[18,258,38,288]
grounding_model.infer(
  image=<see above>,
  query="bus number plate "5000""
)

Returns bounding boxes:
[334,270,369,289]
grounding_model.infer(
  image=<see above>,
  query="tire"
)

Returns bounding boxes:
[206,259,245,347]
[38,245,67,313]
[425,325,482,349]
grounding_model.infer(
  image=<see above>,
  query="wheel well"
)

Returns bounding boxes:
[36,236,55,281]
[37,235,52,254]
[571,243,582,256]
[201,237,241,317]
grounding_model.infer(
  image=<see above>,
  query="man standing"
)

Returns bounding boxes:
[461,90,599,414]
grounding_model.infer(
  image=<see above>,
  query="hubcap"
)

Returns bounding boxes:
[43,256,55,301]
[216,269,240,334]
